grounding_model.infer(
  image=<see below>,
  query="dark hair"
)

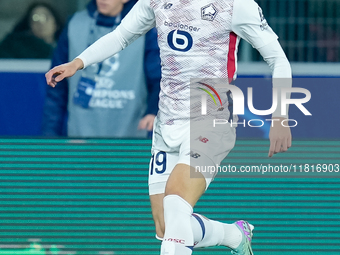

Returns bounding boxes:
[13,2,63,41]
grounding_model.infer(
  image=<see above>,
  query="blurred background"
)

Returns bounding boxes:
[0,1,339,255]
[2,0,339,62]
[0,0,339,137]
[0,0,88,42]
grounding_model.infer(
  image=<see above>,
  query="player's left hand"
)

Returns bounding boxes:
[138,114,156,131]
[268,117,292,157]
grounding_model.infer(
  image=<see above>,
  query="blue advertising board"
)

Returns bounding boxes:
[0,61,339,138]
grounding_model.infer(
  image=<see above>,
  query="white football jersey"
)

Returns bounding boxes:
[82,0,280,125]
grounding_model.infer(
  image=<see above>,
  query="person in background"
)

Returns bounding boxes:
[0,2,62,59]
[41,0,161,138]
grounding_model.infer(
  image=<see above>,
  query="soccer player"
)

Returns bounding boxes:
[46,0,292,254]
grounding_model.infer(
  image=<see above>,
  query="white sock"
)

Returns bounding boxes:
[191,213,242,249]
[161,195,194,255]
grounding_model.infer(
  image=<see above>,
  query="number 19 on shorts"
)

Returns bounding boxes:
[150,151,167,175]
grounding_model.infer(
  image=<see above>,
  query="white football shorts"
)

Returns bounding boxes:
[148,117,236,195]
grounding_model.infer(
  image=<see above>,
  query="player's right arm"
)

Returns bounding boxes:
[46,0,155,87]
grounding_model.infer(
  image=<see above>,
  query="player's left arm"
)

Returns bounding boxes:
[231,0,292,157]
[257,42,292,157]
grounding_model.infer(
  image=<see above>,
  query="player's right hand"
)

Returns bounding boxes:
[45,58,84,87]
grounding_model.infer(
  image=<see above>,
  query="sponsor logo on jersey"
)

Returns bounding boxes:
[167,30,193,52]
[201,4,218,21]
[164,21,201,32]
[163,2,173,9]
[258,7,269,30]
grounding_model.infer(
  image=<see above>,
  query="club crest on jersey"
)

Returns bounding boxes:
[201,4,218,21]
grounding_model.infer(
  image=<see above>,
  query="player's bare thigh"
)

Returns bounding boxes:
[165,164,206,205]
[149,163,206,238]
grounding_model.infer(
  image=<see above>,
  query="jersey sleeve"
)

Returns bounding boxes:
[231,0,278,49]
[258,40,292,118]
[77,0,155,68]
[120,0,156,41]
